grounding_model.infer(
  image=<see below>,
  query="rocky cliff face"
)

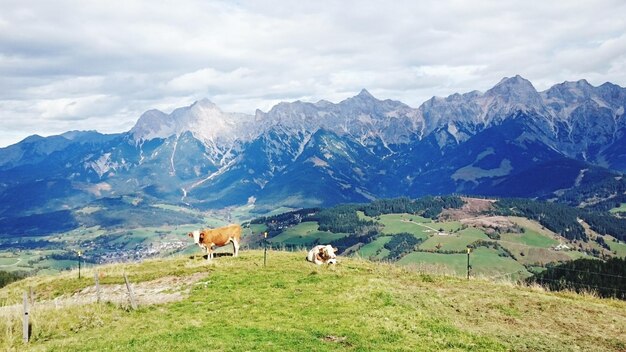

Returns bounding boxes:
[1,76,624,227]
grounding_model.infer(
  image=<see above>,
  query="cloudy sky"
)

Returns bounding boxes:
[1,0,625,147]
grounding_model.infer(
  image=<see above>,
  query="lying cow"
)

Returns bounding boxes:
[306,245,338,265]
[188,224,242,260]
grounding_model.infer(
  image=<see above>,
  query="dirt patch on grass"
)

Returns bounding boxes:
[460,215,515,229]
[440,197,495,220]
[75,272,207,306]
[0,272,207,316]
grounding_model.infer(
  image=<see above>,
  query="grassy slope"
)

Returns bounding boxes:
[268,222,346,247]
[377,214,432,234]
[357,236,392,260]
[397,248,528,278]
[1,251,625,351]
[606,236,626,257]
[420,228,489,251]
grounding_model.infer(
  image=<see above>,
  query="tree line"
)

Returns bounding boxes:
[362,196,464,218]
[490,198,626,241]
[490,198,585,240]
[0,270,25,288]
[527,257,626,300]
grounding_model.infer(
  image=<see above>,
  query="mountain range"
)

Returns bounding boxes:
[1,75,625,235]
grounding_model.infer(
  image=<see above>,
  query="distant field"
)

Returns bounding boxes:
[565,251,594,260]
[508,217,556,237]
[356,211,374,221]
[151,204,197,214]
[0,250,76,273]
[498,241,572,266]
[151,204,226,227]
[436,221,464,232]
[606,236,626,257]
[398,247,529,278]
[0,257,19,266]
[357,236,392,260]
[268,222,346,247]
[500,230,558,248]
[36,259,78,271]
[378,213,431,223]
[249,224,268,236]
[610,203,626,213]
[377,214,432,239]
[419,227,489,251]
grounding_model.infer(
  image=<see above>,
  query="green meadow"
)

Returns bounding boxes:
[1,251,623,351]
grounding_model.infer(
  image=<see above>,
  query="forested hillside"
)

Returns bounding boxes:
[528,257,626,299]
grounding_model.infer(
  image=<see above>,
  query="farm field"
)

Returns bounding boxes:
[357,236,392,260]
[500,230,559,248]
[419,227,489,251]
[377,214,433,239]
[268,222,346,247]
[606,236,626,257]
[398,247,529,279]
[259,211,595,278]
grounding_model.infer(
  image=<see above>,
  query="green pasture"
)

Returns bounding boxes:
[357,236,392,260]
[609,203,626,214]
[269,222,346,247]
[606,237,626,257]
[435,221,464,233]
[508,217,556,237]
[249,223,268,236]
[0,257,19,266]
[398,247,529,278]
[565,251,594,260]
[419,227,489,251]
[500,230,558,248]
[376,214,432,239]
[497,241,571,266]
[1,251,623,351]
[356,210,374,221]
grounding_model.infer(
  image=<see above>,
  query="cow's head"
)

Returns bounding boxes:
[318,245,338,264]
[189,230,201,244]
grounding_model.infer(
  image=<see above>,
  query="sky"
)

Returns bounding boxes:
[1,0,626,147]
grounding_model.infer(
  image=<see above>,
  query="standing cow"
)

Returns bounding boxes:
[188,224,242,260]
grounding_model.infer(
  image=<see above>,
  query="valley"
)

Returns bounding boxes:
[256,197,623,280]
[1,194,624,282]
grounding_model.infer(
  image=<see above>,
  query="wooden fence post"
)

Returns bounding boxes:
[123,273,137,310]
[94,272,101,303]
[23,292,30,343]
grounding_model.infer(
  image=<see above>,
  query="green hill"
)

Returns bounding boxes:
[1,251,625,351]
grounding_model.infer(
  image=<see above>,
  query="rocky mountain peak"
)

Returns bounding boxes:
[191,98,217,109]
[487,75,539,98]
[356,88,375,99]
[130,100,253,144]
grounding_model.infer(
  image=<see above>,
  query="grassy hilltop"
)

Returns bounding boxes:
[1,250,625,351]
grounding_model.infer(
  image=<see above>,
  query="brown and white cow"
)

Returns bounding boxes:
[188,224,242,260]
[306,245,338,265]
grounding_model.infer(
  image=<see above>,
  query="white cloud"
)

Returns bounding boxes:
[1,0,626,147]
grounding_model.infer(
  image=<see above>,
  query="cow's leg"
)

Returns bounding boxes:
[232,238,240,257]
